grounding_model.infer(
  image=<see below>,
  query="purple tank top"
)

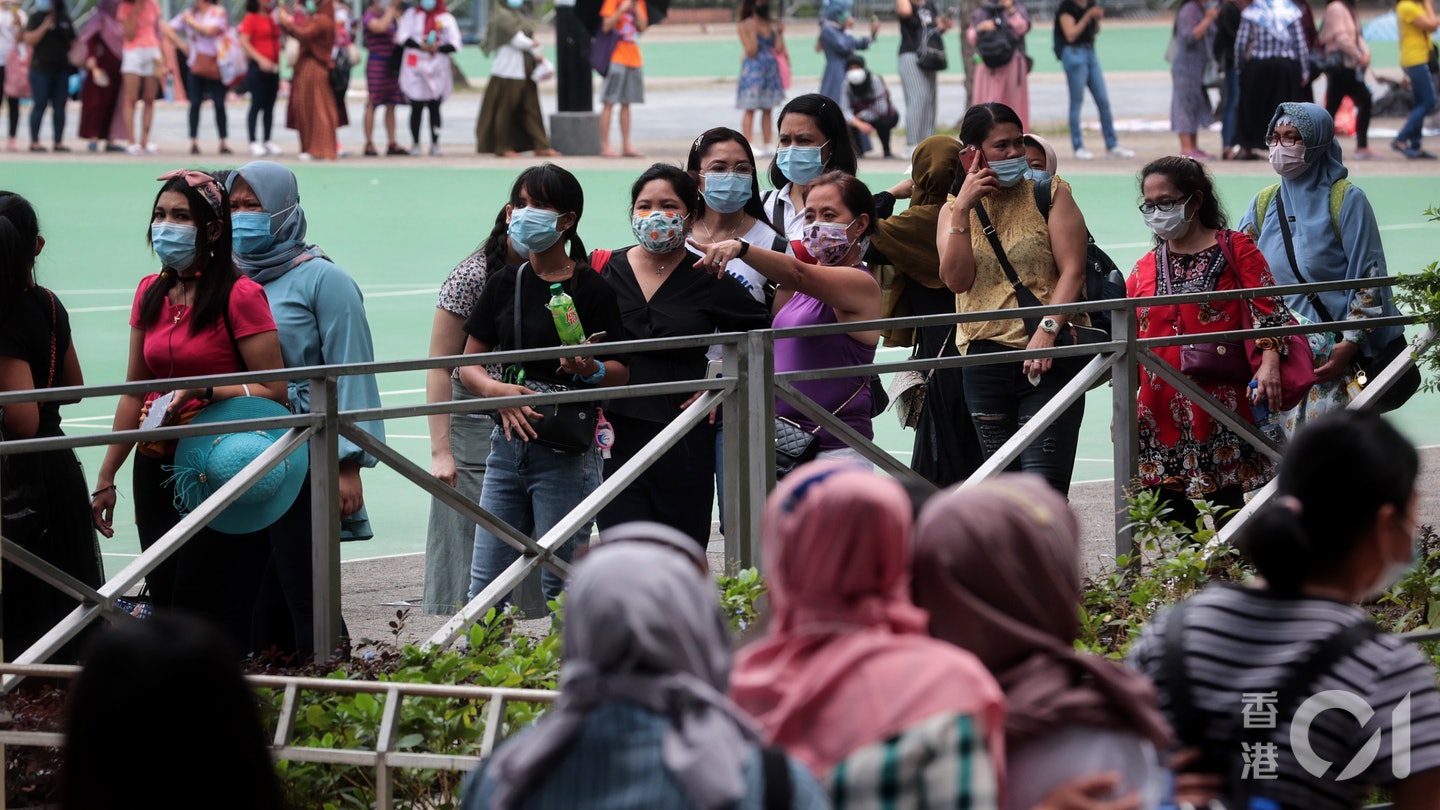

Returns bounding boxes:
[772,278,876,451]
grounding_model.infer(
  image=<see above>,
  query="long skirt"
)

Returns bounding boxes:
[1237,56,1304,151]
[287,56,338,158]
[970,52,1029,130]
[78,39,125,142]
[475,75,550,154]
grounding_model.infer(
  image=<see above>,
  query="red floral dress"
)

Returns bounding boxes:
[1127,231,1290,496]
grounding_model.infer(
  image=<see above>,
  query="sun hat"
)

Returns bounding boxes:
[165,397,308,535]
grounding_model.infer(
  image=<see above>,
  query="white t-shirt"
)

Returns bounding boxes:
[1,7,30,63]
[691,217,788,363]
[491,31,536,80]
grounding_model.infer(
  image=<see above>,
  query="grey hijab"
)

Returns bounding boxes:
[225,160,322,284]
[485,539,758,810]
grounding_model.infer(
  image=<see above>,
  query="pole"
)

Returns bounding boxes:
[554,0,592,112]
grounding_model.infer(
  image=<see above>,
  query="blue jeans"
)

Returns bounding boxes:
[28,69,68,145]
[1221,66,1241,148]
[961,341,1086,496]
[1397,63,1435,148]
[1059,45,1118,151]
[468,429,602,607]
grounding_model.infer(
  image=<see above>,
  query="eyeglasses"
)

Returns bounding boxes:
[1264,132,1304,147]
[1137,194,1192,215]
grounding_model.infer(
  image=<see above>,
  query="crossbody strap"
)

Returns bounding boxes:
[972,202,1045,311]
[1274,193,1337,323]
[42,287,58,388]
[761,747,792,810]
[512,262,526,352]
[803,376,871,435]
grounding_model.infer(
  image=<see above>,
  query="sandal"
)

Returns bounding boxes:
[29,143,46,152]
[364,143,379,156]
[386,143,408,156]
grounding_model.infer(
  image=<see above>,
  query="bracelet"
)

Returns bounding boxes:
[203,386,213,402]
[578,362,607,386]
[734,238,750,258]
[91,484,117,499]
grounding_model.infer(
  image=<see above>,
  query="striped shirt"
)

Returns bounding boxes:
[828,713,999,810]
[1130,586,1440,810]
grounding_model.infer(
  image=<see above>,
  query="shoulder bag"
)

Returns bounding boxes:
[916,14,948,71]
[1215,230,1316,411]
[1156,243,1252,385]
[774,377,868,479]
[512,264,595,455]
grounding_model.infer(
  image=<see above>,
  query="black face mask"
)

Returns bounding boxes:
[754,4,770,18]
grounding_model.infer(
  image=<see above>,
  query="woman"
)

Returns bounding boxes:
[461,536,828,810]
[58,614,287,810]
[935,102,1089,496]
[1239,103,1405,432]
[225,160,385,662]
[1319,0,1376,159]
[395,0,459,156]
[1393,0,1438,158]
[117,0,161,155]
[967,0,1029,129]
[913,474,1173,810]
[1233,0,1308,159]
[1130,410,1440,810]
[423,208,514,616]
[165,0,231,156]
[736,0,784,157]
[1171,0,1219,159]
[1214,0,1247,159]
[458,164,629,607]
[89,170,287,653]
[361,0,403,156]
[729,463,1004,800]
[817,0,877,106]
[596,164,769,547]
[0,192,104,663]
[694,171,882,463]
[78,0,127,152]
[21,0,76,152]
[278,0,339,159]
[896,0,946,148]
[1,2,25,152]
[238,0,282,157]
[1130,156,1289,524]
[841,55,898,159]
[1053,0,1133,159]
[761,93,860,245]
[476,0,557,158]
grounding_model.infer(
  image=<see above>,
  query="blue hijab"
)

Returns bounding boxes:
[225,161,323,284]
[820,0,852,24]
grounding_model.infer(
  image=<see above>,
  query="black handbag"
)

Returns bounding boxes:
[916,19,948,71]
[512,265,597,455]
[774,378,868,479]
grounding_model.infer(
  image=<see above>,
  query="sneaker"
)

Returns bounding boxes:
[428,143,441,157]
[249,141,266,156]
[1108,145,1135,159]
[125,143,143,155]
[264,141,284,156]
[5,137,15,152]
[409,143,422,156]
[298,152,313,161]
[337,146,351,158]
[1074,147,1095,160]
[144,143,159,154]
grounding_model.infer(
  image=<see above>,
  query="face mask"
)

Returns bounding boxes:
[508,206,563,255]
[989,156,1029,188]
[419,0,435,10]
[1268,142,1309,180]
[151,223,199,271]
[1027,167,1052,184]
[231,211,276,254]
[802,220,856,265]
[1142,197,1193,242]
[845,68,867,85]
[631,210,687,254]
[506,0,522,6]
[34,0,50,10]
[304,0,316,12]
[701,172,753,214]
[775,142,827,185]
[1366,533,1420,600]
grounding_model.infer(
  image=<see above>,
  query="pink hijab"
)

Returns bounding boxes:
[729,461,1006,776]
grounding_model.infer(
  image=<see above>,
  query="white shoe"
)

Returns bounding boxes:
[755,145,772,158]
[337,146,350,158]
[263,141,283,156]
[1074,147,1095,161]
[1108,145,1135,159]
[125,143,143,155]
[249,141,266,156]
[298,152,313,161]
[428,143,441,157]
[409,143,422,156]
[144,143,159,154]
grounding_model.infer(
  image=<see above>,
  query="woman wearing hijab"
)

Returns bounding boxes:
[475,0,558,158]
[278,0,340,159]
[1238,102,1405,434]
[1232,0,1308,159]
[730,462,1004,802]
[78,0,128,152]
[460,534,829,810]
[395,0,460,156]
[225,160,386,662]
[913,474,1173,810]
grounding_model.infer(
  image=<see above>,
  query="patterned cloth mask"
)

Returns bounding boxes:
[631,210,688,254]
[802,220,855,265]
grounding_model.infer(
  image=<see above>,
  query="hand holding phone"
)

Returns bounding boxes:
[140,391,176,430]
[959,144,988,175]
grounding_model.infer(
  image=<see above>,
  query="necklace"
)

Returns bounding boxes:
[698,215,748,246]
[171,279,195,324]
[533,262,574,281]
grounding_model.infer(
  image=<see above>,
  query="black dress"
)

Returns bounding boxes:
[0,287,104,663]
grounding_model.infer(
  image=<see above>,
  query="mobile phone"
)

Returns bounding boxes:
[584,331,608,344]
[959,144,987,174]
[140,391,175,430]
[705,358,724,379]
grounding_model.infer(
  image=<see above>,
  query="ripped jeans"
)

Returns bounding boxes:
[961,340,1086,496]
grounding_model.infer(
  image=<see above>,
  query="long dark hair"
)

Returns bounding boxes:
[0,191,39,303]
[687,127,771,223]
[1236,410,1418,597]
[630,162,699,216]
[770,94,859,190]
[1138,155,1228,236]
[480,204,511,272]
[139,174,240,335]
[509,163,589,271]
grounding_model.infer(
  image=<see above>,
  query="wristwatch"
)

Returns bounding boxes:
[1039,317,1060,335]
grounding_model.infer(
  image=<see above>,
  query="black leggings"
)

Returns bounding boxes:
[187,72,229,140]
[0,65,20,138]
[245,61,279,142]
[409,99,440,145]
[1324,66,1372,150]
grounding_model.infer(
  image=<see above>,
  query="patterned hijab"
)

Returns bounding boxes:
[225,161,321,284]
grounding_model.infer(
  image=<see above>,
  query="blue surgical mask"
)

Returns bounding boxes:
[304,0,316,12]
[508,206,564,255]
[33,0,50,11]
[419,0,435,10]
[775,142,828,185]
[990,157,1029,188]
[701,172,753,214]
[151,223,198,271]
[1026,167,1052,184]
[506,0,522,7]
[231,211,276,254]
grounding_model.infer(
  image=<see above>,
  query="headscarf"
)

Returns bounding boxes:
[422,0,448,33]
[912,474,1173,751]
[485,540,759,810]
[594,520,708,576]
[873,135,961,347]
[81,0,125,58]
[1023,132,1059,174]
[224,161,321,284]
[1241,0,1301,39]
[729,461,1006,775]
[481,0,532,56]
[820,0,851,24]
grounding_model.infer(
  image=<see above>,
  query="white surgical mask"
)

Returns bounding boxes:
[1268,142,1309,180]
[1142,196,1193,242]
[845,68,867,85]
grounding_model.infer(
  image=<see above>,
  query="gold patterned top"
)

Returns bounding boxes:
[950,177,1087,353]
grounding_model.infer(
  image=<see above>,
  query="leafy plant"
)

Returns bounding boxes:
[1391,204,1440,392]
